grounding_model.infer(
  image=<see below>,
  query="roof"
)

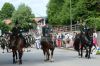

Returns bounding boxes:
[3,19,12,25]
[33,17,44,22]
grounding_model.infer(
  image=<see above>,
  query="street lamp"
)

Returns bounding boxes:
[70,0,72,31]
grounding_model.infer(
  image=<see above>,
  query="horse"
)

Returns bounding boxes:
[9,34,24,64]
[73,28,93,59]
[41,37,55,62]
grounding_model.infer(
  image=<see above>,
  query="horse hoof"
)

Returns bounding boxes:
[49,59,54,62]
[13,62,15,64]
[13,61,16,64]
[80,56,83,58]
[85,55,88,58]
[19,62,22,64]
[44,59,49,62]
[88,56,91,59]
[50,60,54,62]
[13,60,16,64]
[19,60,22,64]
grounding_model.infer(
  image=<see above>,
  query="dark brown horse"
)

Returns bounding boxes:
[41,37,55,62]
[9,34,24,64]
[73,28,93,59]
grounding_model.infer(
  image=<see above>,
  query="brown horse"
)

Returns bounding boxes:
[9,34,24,64]
[73,28,93,59]
[41,37,55,62]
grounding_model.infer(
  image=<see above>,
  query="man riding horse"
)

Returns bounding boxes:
[73,22,93,58]
[10,20,27,64]
[11,20,26,46]
[12,21,19,36]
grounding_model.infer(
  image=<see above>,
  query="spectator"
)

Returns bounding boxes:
[93,30,98,49]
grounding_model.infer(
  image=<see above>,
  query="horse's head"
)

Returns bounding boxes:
[86,28,93,38]
[81,28,94,45]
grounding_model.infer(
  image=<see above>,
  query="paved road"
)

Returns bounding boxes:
[0,48,100,66]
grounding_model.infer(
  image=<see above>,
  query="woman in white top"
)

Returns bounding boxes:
[34,31,41,49]
[92,30,98,52]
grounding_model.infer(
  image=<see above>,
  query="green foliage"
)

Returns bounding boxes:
[73,0,87,20]
[47,0,100,30]
[0,19,3,29]
[59,0,70,25]
[47,0,64,25]
[0,20,12,33]
[2,24,12,33]
[0,2,15,20]
[86,17,100,30]
[12,4,35,29]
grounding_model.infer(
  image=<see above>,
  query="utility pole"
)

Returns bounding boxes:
[70,0,72,31]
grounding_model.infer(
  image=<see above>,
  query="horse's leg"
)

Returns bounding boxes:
[43,49,46,61]
[18,50,23,64]
[88,46,92,59]
[6,47,9,52]
[12,50,16,64]
[2,49,4,53]
[84,46,88,58]
[85,50,88,58]
[78,48,81,56]
[15,51,18,61]
[50,49,54,62]
[46,49,50,61]
[80,45,83,58]
[78,44,81,56]
[44,49,50,61]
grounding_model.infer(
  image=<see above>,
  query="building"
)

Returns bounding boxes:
[3,19,12,25]
[33,17,46,27]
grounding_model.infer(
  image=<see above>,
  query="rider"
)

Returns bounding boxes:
[80,22,92,44]
[11,20,20,37]
[11,20,26,46]
[80,22,89,34]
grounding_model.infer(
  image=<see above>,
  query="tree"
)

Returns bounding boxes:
[58,0,70,25]
[0,2,15,20]
[47,0,64,25]
[12,4,35,29]
[0,19,11,33]
[86,17,100,30]
[47,0,100,30]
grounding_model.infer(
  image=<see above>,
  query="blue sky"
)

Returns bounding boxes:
[0,0,49,17]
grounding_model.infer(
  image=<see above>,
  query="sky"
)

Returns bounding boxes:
[0,0,49,17]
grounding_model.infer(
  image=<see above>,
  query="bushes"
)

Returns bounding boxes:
[86,17,100,31]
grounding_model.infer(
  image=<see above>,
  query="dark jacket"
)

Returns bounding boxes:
[11,26,20,36]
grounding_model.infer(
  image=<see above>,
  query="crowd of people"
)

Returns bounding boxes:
[0,21,99,54]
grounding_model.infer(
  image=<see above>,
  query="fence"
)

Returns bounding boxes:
[52,24,80,32]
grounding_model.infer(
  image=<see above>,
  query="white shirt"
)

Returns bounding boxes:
[37,25,42,35]
[93,32,97,38]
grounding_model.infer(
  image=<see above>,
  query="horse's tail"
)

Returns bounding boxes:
[73,37,80,52]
